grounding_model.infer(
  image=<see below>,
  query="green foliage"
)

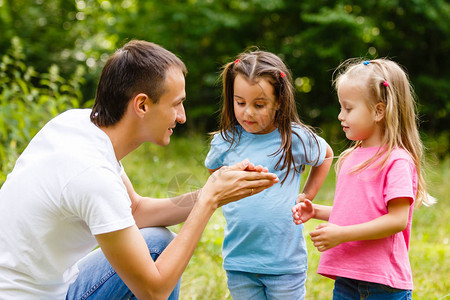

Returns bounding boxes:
[0,0,448,173]
[0,0,448,136]
[0,37,85,183]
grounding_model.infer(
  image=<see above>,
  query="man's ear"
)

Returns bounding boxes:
[374,102,386,122]
[132,93,150,118]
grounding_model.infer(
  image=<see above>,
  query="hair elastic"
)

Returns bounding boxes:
[383,81,389,87]
[363,61,370,65]
[280,71,286,78]
[234,59,240,64]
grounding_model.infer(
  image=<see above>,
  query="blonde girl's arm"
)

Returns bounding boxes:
[309,197,411,252]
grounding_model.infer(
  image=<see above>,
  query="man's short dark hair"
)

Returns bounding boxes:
[91,40,187,127]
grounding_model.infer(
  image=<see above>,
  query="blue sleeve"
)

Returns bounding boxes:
[293,126,327,167]
[204,133,229,170]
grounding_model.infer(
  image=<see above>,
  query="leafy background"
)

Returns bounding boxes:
[1,1,449,172]
[0,1,449,298]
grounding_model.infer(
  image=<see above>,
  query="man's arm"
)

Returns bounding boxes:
[122,171,199,227]
[100,160,278,299]
[126,162,271,228]
[95,196,219,300]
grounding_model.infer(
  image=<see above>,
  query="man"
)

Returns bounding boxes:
[0,40,278,299]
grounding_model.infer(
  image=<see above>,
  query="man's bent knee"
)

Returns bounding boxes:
[139,227,177,261]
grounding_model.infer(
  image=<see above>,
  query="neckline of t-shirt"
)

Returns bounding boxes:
[87,110,122,172]
[239,125,280,139]
[353,145,388,154]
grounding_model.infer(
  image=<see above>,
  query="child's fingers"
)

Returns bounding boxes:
[243,162,269,173]
[312,239,324,249]
[296,193,307,204]
[304,199,312,208]
[253,165,268,173]
[317,245,327,252]
[310,225,326,238]
[315,223,327,230]
[293,218,303,225]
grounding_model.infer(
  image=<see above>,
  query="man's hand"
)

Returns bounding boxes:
[292,199,315,225]
[200,159,279,209]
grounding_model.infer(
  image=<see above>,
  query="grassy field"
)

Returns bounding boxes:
[122,134,449,300]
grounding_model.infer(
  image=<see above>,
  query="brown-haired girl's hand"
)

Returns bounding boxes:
[292,199,315,225]
[243,161,269,173]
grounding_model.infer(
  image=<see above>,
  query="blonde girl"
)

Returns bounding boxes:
[292,58,435,299]
[205,50,333,300]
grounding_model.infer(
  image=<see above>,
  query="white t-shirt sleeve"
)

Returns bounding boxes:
[61,166,135,235]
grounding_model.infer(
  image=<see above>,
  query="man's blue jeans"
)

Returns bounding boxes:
[333,277,412,300]
[66,227,180,300]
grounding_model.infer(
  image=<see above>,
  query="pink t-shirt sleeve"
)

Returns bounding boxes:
[384,158,417,206]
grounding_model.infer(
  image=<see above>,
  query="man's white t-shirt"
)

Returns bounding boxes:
[0,109,136,298]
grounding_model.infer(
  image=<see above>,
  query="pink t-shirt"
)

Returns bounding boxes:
[317,147,417,290]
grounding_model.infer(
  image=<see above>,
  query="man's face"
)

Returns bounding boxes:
[145,67,186,146]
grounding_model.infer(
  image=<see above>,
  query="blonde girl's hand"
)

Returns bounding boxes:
[309,223,343,252]
[292,199,315,225]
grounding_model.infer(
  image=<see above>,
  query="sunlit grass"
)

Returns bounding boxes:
[123,135,449,300]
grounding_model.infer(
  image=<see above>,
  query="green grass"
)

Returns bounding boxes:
[122,135,450,300]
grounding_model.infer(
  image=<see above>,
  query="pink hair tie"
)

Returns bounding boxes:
[383,81,389,87]
[280,71,286,78]
[234,59,240,64]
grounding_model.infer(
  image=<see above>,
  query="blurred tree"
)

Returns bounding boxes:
[0,37,84,183]
[0,0,448,153]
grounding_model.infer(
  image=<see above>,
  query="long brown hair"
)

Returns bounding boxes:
[217,50,321,184]
[333,58,434,207]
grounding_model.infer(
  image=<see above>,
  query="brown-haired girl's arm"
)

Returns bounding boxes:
[292,143,333,225]
[299,144,333,201]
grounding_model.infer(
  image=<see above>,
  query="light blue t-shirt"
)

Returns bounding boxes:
[205,124,327,274]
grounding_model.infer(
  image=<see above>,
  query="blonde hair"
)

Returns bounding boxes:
[333,58,434,207]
